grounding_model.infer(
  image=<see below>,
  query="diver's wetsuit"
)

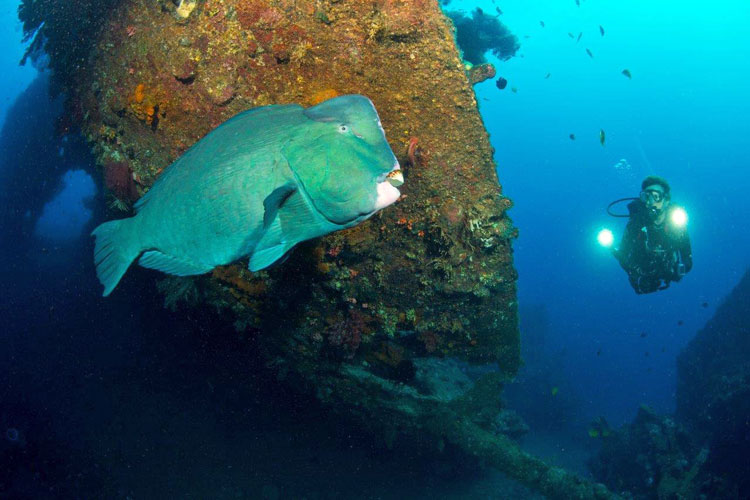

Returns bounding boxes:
[614,200,693,294]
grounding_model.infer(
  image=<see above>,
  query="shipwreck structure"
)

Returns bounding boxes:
[20,1,614,497]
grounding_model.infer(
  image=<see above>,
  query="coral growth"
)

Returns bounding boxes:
[445,8,520,65]
[128,84,163,127]
[308,89,340,106]
[467,62,496,85]
[19,0,120,93]
[418,330,442,353]
[590,406,703,499]
[103,161,139,202]
[325,309,373,359]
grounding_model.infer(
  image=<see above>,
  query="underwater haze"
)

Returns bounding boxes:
[2,0,750,497]
[470,0,750,423]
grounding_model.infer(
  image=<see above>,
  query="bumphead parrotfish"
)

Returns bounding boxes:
[92,95,403,296]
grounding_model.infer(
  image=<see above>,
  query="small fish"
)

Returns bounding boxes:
[575,0,580,6]
[511,86,518,93]
[495,77,508,90]
[576,32,583,42]
[701,301,709,308]
[551,386,559,396]
[545,72,551,79]
[540,20,545,27]
[677,320,684,326]
[622,69,632,79]
[569,133,576,140]
[599,129,606,146]
[596,348,602,356]
[600,25,605,36]
[92,95,402,296]
[645,351,650,357]
[586,48,594,58]
[496,7,503,15]
[640,331,647,338]
[568,32,575,39]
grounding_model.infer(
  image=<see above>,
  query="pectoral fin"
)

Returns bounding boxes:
[248,184,297,271]
[262,183,297,230]
[273,186,333,242]
[249,183,331,272]
[248,217,289,271]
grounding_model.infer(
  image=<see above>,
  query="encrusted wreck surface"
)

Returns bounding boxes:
[41,0,519,379]
[590,270,750,499]
[21,1,615,497]
[78,0,518,369]
[676,268,750,496]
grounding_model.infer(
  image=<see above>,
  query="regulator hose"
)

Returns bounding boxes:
[606,197,638,218]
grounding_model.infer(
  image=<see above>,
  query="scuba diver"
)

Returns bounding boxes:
[602,176,692,294]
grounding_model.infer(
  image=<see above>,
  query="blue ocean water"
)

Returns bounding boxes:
[469,0,750,423]
[0,0,34,130]
[1,0,748,496]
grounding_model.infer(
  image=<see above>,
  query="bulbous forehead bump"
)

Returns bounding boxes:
[304,96,391,154]
[304,95,378,126]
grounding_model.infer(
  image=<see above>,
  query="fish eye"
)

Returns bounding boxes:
[338,124,349,133]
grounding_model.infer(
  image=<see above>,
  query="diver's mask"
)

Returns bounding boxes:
[640,188,667,219]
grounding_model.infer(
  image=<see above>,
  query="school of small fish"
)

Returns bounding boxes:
[491,0,631,148]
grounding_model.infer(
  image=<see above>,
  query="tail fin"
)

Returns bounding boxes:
[91,219,140,296]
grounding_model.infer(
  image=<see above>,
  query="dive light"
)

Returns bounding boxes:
[670,207,688,228]
[597,228,614,248]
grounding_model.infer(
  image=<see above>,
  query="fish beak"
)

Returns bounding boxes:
[375,163,402,211]
[386,169,404,187]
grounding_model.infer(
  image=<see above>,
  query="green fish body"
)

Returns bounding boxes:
[92,95,402,296]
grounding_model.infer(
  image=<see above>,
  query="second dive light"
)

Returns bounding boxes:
[597,228,614,248]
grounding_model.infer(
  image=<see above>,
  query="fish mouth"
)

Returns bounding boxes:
[374,162,402,211]
[385,169,403,187]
